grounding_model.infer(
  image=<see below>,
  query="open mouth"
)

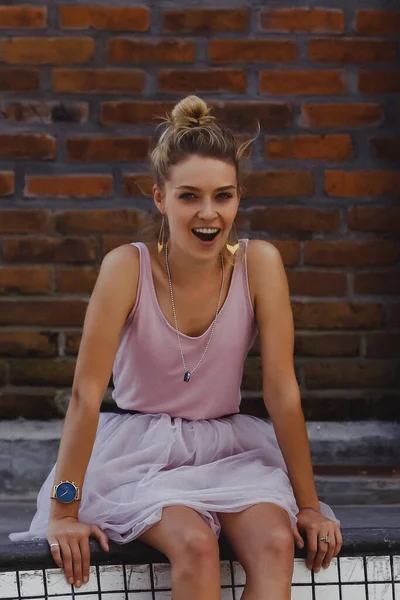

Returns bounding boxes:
[192,228,221,242]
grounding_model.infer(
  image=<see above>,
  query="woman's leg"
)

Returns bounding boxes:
[138,505,221,600]
[218,502,294,600]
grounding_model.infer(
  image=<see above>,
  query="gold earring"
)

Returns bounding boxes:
[157,215,165,254]
[226,222,239,255]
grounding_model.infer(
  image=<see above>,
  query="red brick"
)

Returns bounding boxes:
[260,70,345,95]
[370,139,400,163]
[163,9,249,33]
[269,241,301,266]
[55,209,145,234]
[109,39,195,63]
[357,10,400,34]
[0,393,63,420]
[66,137,150,162]
[0,267,51,295]
[56,266,98,294]
[305,241,400,266]
[293,302,382,329]
[244,171,314,198]
[348,207,400,232]
[295,334,360,357]
[0,300,87,326]
[265,134,352,161]
[9,358,76,386]
[158,69,246,93]
[0,331,58,357]
[0,68,39,90]
[388,304,400,327]
[305,361,399,389]
[0,6,46,28]
[3,101,88,123]
[60,6,149,31]
[0,210,52,233]
[123,173,153,197]
[100,101,174,125]
[211,101,292,129]
[65,333,81,355]
[359,72,400,93]
[0,37,94,64]
[25,175,113,197]
[308,39,396,63]
[2,237,96,264]
[300,103,383,127]
[0,361,6,386]
[0,172,14,196]
[0,134,55,159]
[53,69,144,93]
[287,270,347,296]
[209,40,296,63]
[102,235,141,255]
[261,8,344,33]
[250,207,340,232]
[366,334,400,358]
[325,171,400,197]
[354,272,400,295]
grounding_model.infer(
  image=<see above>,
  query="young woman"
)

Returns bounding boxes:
[10,96,341,600]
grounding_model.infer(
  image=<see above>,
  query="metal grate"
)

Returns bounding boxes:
[0,556,399,599]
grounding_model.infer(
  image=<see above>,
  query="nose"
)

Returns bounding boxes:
[197,198,217,220]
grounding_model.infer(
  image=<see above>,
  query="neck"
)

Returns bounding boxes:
[164,241,223,288]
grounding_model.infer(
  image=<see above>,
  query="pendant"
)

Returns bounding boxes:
[184,371,191,382]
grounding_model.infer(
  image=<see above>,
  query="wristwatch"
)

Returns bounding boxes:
[51,480,81,503]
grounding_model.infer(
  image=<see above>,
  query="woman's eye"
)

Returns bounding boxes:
[179,193,196,199]
[217,193,233,200]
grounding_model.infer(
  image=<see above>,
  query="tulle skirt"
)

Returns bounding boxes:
[9,411,338,544]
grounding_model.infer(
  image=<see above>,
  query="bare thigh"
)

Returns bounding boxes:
[138,505,219,564]
[218,502,294,572]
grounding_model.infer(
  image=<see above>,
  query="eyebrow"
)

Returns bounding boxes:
[176,185,236,191]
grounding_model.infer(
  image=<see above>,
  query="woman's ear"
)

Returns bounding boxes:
[153,184,164,212]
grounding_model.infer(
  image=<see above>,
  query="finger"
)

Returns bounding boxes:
[48,540,63,569]
[322,529,336,569]
[79,536,91,584]
[70,540,83,587]
[313,534,329,573]
[90,524,109,552]
[305,526,318,570]
[59,541,74,585]
[293,525,304,549]
[334,524,343,556]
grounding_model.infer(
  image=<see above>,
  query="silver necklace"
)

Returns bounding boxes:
[165,243,225,382]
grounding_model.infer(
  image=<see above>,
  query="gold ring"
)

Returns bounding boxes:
[318,536,330,543]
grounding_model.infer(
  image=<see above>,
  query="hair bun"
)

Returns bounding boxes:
[171,95,215,129]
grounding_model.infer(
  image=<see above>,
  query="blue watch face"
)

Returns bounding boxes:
[56,482,76,503]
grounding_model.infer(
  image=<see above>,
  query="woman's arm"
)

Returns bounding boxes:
[249,240,342,572]
[47,243,140,581]
[249,240,318,509]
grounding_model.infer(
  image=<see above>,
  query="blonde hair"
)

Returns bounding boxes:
[142,95,259,262]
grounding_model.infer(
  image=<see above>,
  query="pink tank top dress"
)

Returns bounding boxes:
[112,239,258,420]
[9,238,340,545]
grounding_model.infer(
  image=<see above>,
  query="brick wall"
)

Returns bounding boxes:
[0,2,399,421]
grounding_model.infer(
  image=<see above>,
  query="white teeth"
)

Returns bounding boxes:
[193,228,219,234]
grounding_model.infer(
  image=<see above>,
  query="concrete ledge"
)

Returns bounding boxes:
[1,506,400,570]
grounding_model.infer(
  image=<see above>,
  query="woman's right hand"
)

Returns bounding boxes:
[46,516,109,588]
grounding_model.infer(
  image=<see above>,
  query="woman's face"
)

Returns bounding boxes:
[153,155,240,258]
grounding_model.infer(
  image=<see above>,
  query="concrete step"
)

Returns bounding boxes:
[1,420,399,500]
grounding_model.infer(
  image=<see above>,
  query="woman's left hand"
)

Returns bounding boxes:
[293,508,343,573]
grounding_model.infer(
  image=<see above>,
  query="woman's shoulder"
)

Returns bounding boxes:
[245,239,285,303]
[246,239,283,276]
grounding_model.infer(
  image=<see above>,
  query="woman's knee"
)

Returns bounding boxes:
[242,525,294,571]
[171,526,219,567]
